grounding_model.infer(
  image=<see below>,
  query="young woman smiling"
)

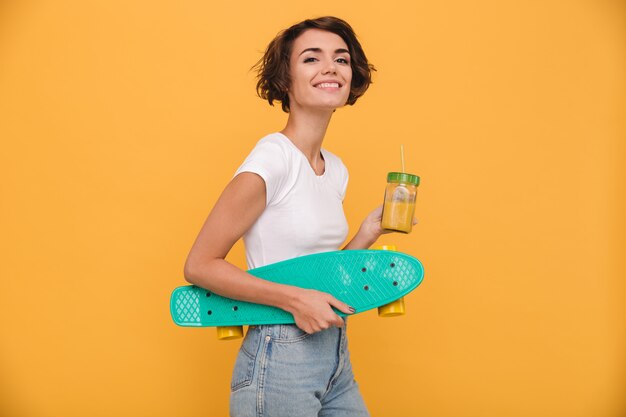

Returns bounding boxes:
[184,16,394,416]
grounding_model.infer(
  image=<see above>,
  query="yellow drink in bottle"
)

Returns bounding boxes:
[380,172,420,234]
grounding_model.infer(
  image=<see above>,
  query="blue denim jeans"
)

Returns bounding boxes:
[229,320,369,417]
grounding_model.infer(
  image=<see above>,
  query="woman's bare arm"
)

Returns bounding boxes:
[183,172,353,333]
[342,205,385,250]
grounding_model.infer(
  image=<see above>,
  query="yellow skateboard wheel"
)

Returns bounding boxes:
[372,244,397,251]
[217,326,244,340]
[377,297,406,317]
[372,245,406,317]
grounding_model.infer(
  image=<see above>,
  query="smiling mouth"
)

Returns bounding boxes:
[314,82,341,89]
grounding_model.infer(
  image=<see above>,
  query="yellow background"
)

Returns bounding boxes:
[1,1,624,416]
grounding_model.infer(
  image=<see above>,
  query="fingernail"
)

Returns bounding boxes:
[349,306,356,313]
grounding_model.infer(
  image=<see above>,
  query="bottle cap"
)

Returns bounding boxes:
[387,172,420,186]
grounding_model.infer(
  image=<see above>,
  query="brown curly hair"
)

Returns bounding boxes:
[252,16,376,113]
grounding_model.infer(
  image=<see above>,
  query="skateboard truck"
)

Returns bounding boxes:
[373,245,407,317]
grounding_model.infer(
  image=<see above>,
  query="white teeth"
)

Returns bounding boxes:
[316,83,339,88]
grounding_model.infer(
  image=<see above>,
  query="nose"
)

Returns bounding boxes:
[321,58,337,75]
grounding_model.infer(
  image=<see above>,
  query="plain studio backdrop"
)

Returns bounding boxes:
[0,1,624,416]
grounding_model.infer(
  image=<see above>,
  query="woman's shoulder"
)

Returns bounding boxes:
[244,132,294,163]
[256,132,294,151]
[321,147,347,171]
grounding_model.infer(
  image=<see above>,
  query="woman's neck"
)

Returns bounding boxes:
[280,107,333,163]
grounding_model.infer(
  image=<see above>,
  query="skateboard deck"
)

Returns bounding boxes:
[170,249,424,327]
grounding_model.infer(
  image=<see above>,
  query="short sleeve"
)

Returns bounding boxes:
[339,158,349,201]
[234,138,290,207]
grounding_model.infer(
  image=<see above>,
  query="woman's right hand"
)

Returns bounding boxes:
[284,288,355,334]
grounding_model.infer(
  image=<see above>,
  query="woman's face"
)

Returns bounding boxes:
[287,29,352,112]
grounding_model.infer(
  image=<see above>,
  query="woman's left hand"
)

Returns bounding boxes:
[343,205,418,250]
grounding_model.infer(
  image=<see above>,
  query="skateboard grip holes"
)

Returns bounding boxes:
[364,285,369,291]
[390,263,395,268]
[206,292,211,297]
[207,310,212,315]
[233,306,238,312]
[361,267,367,272]
[393,281,398,286]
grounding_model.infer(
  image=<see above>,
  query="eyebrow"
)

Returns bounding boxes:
[298,47,350,56]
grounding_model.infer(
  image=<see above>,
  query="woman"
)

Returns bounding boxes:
[184,16,397,416]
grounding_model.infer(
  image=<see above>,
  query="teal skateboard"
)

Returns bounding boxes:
[170,249,424,339]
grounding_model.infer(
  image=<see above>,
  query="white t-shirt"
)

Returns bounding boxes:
[234,132,350,269]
